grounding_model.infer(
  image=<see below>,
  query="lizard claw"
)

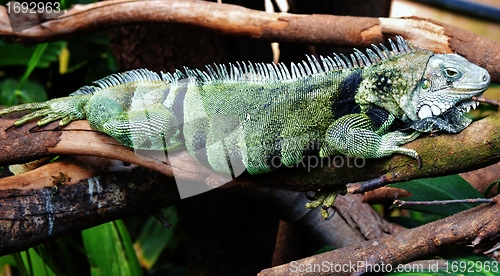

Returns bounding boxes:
[415,154,422,169]
[305,189,342,219]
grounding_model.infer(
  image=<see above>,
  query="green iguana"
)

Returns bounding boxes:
[0,37,490,200]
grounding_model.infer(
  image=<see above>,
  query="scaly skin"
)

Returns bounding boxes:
[0,37,490,177]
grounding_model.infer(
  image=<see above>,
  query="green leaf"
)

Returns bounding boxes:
[18,43,49,88]
[11,252,28,276]
[387,214,442,229]
[82,221,143,276]
[315,246,336,255]
[389,175,484,216]
[484,180,500,197]
[0,254,16,267]
[32,244,66,276]
[134,208,178,270]
[115,220,143,276]
[0,78,47,106]
[0,41,65,68]
[16,248,57,276]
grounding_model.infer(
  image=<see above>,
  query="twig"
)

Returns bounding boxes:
[393,198,495,207]
[346,175,391,194]
[474,96,500,108]
[259,194,500,276]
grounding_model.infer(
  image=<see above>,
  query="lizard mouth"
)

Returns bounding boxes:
[403,98,482,134]
[416,88,485,119]
[455,100,481,114]
[417,99,480,119]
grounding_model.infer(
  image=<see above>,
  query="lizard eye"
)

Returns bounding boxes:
[444,68,460,78]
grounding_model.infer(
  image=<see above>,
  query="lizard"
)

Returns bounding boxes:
[0,36,491,216]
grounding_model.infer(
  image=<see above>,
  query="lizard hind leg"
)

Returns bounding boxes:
[120,108,184,151]
[86,97,183,151]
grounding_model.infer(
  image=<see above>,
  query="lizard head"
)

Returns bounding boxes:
[413,54,490,120]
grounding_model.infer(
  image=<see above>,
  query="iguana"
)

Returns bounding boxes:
[0,37,490,214]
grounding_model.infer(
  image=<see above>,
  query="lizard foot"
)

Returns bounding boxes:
[0,95,89,127]
[305,188,346,219]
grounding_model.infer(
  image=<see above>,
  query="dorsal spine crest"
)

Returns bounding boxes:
[79,36,419,92]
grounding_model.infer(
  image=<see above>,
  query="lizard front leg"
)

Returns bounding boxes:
[312,113,421,218]
[320,113,421,163]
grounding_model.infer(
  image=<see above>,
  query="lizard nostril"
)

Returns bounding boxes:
[482,72,490,83]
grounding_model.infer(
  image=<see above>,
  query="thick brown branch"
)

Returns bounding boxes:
[0,119,229,185]
[0,156,403,255]
[0,0,499,82]
[0,157,181,255]
[2,112,500,191]
[259,195,500,276]
[2,112,498,255]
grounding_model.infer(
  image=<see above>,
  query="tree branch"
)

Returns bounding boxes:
[0,0,499,82]
[0,156,182,255]
[1,111,499,256]
[259,194,500,276]
[2,112,500,191]
[0,155,405,255]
